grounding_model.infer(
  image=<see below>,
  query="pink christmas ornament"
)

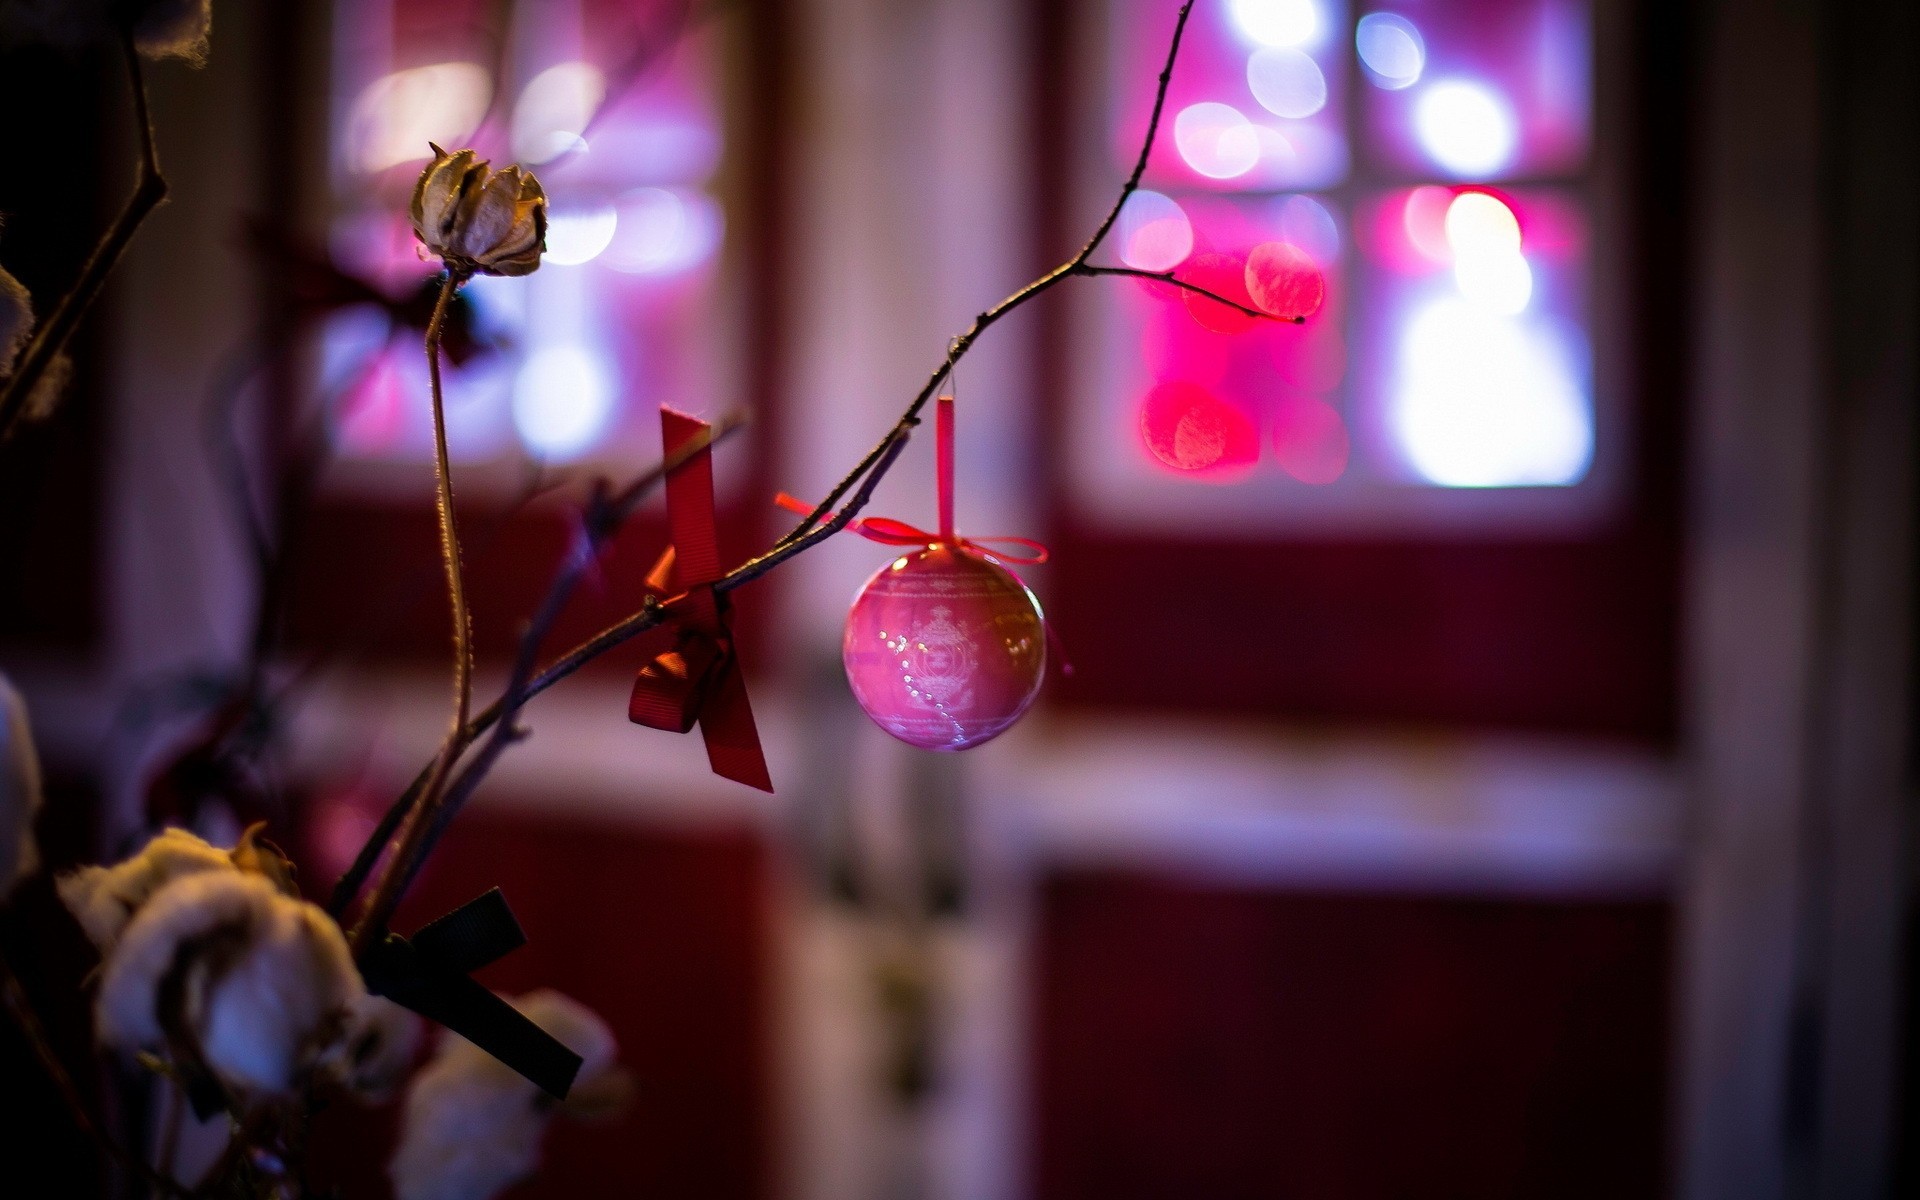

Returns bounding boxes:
[778,395,1052,751]
[842,544,1045,750]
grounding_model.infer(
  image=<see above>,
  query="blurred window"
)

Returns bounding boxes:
[1072,0,1602,532]
[319,0,730,491]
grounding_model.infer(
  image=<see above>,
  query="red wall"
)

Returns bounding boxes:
[1033,870,1672,1199]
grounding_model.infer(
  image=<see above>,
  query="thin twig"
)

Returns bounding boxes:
[1073,263,1301,322]
[346,272,470,947]
[0,950,190,1197]
[0,31,169,442]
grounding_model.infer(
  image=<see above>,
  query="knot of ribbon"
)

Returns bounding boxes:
[775,396,1049,565]
[626,407,774,793]
[360,888,585,1099]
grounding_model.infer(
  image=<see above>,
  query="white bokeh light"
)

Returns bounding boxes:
[1453,251,1534,314]
[1228,0,1321,48]
[1413,80,1518,177]
[1356,13,1425,89]
[1246,47,1328,119]
[512,345,616,459]
[347,63,490,173]
[1173,102,1260,179]
[1276,193,1339,261]
[543,204,619,266]
[511,62,606,164]
[1443,191,1531,313]
[604,188,724,275]
[1391,297,1590,487]
[1117,190,1195,272]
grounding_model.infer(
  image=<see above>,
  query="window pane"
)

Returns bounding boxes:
[322,0,728,477]
[1357,0,1591,180]
[1353,186,1592,486]
[1114,0,1351,192]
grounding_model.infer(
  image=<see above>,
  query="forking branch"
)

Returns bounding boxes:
[335,0,1295,937]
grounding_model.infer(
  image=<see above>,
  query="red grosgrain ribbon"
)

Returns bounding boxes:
[774,396,1050,565]
[627,408,774,793]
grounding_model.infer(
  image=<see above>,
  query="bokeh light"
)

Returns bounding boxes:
[1174,102,1261,179]
[1275,193,1340,262]
[1228,0,1322,48]
[1272,394,1350,483]
[1246,47,1328,119]
[1139,381,1260,475]
[1355,12,1425,89]
[1443,191,1521,258]
[512,344,616,459]
[1444,191,1530,313]
[1401,186,1455,263]
[1412,80,1517,176]
[511,62,606,164]
[1245,241,1324,320]
[1179,252,1261,335]
[346,63,490,174]
[1142,313,1234,387]
[543,204,620,266]
[604,188,723,275]
[1390,297,1590,486]
[1118,190,1196,272]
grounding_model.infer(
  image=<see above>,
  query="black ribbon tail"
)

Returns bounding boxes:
[360,888,586,1099]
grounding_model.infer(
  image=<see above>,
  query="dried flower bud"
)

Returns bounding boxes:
[391,990,622,1200]
[410,145,546,278]
[95,870,364,1097]
[57,827,232,949]
[0,672,43,898]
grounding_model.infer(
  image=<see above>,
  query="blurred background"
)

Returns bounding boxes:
[0,0,1914,1195]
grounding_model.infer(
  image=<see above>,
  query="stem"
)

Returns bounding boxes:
[1073,264,1298,322]
[347,271,470,948]
[0,31,169,442]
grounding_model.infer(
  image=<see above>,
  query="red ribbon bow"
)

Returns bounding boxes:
[775,396,1049,564]
[627,408,773,793]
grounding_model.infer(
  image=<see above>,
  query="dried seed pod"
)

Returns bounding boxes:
[410,145,547,278]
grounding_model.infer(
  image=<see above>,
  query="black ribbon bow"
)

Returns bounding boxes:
[359,888,584,1099]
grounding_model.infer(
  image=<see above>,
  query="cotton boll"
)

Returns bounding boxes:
[0,673,42,898]
[56,827,233,950]
[325,994,425,1100]
[95,871,364,1097]
[0,265,29,382]
[391,990,621,1200]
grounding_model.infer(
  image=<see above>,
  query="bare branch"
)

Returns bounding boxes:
[1073,263,1302,322]
[0,32,170,442]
